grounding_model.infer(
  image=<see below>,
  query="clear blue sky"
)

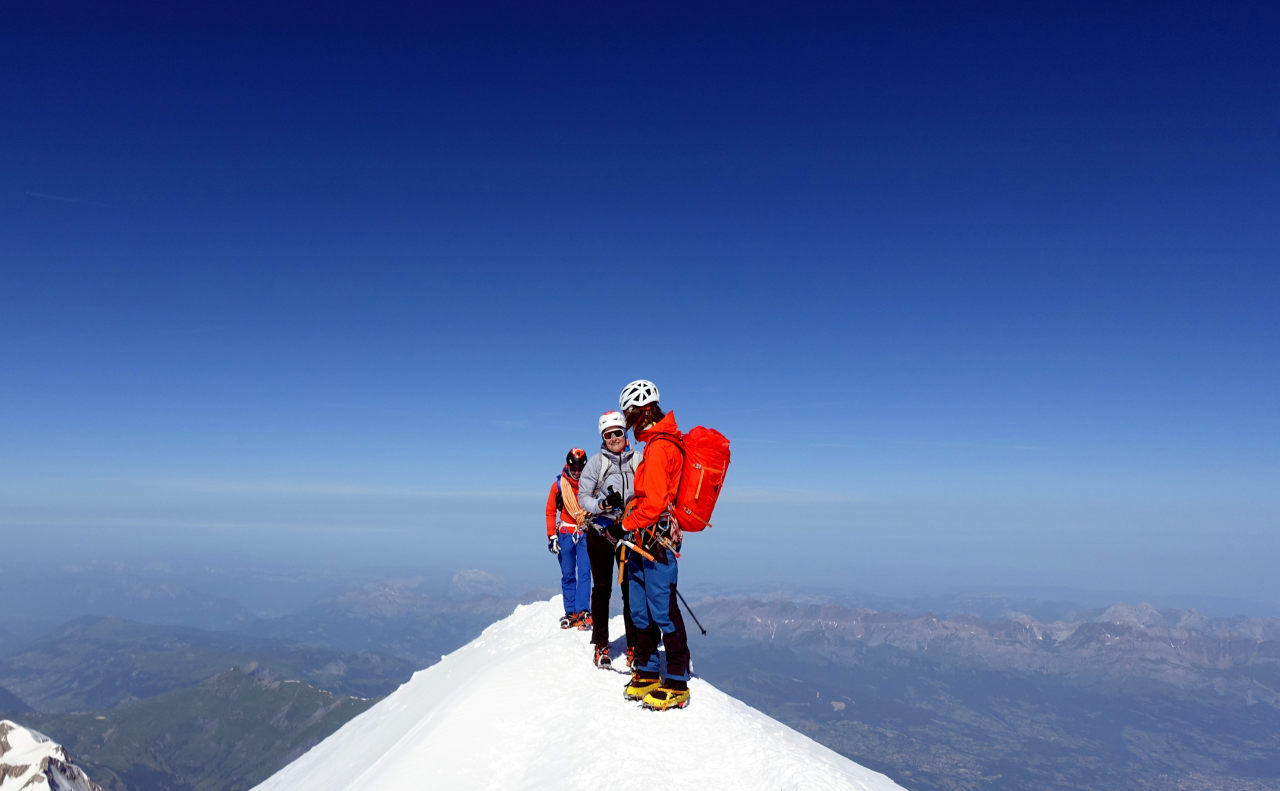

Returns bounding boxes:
[3,2,1277,608]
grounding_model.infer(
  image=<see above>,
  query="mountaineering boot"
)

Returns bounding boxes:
[576,610,592,631]
[623,673,662,701]
[559,613,574,629]
[593,643,611,669]
[641,681,690,711]
[625,646,636,671]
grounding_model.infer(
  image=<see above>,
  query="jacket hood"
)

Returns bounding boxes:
[636,410,678,443]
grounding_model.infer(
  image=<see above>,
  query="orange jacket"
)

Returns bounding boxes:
[545,470,583,537]
[621,411,682,533]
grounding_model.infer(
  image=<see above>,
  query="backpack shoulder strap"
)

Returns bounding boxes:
[645,434,686,490]
[646,433,685,456]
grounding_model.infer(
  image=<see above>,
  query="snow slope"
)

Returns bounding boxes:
[0,720,104,791]
[254,597,908,791]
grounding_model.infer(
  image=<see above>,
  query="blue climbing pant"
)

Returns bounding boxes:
[556,531,591,614]
[626,544,689,681]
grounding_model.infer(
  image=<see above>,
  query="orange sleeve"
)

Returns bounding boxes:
[622,437,682,531]
[545,481,559,537]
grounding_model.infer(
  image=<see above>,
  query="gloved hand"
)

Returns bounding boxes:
[605,522,626,542]
[548,535,560,555]
[601,488,624,512]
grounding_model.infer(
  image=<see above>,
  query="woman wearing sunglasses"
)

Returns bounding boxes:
[576,410,642,669]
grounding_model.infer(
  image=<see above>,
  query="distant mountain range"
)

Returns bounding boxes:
[698,598,1280,691]
[692,598,1280,791]
[0,583,532,791]
[0,568,258,646]
[235,582,532,666]
[0,615,416,713]
[2,563,1277,791]
[11,671,373,791]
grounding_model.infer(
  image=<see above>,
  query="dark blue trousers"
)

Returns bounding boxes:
[626,545,689,680]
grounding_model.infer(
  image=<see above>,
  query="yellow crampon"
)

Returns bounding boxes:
[623,673,662,701]
[640,684,690,711]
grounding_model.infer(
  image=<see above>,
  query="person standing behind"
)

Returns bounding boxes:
[607,379,691,711]
[545,448,592,630]
[577,410,642,669]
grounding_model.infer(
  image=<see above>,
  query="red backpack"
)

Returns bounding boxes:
[651,426,731,532]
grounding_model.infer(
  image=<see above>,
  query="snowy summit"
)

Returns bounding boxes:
[0,720,104,791]
[254,598,908,791]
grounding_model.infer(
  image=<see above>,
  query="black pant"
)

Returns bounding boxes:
[586,528,636,649]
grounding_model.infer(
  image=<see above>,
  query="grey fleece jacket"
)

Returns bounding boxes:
[577,443,642,518]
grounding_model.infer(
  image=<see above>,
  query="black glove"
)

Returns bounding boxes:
[601,487,624,512]
[548,536,560,555]
[605,522,626,542]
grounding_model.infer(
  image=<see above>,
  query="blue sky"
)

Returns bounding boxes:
[3,2,1277,608]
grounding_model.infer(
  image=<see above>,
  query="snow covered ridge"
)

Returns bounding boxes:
[254,597,908,791]
[0,720,105,791]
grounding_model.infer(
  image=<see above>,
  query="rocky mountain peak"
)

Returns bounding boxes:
[0,719,105,791]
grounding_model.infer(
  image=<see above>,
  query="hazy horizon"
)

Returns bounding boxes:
[5,517,1276,620]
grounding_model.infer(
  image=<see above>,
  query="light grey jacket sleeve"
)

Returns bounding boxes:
[577,452,605,514]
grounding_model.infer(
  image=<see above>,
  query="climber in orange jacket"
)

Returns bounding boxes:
[607,379,691,711]
[545,448,592,630]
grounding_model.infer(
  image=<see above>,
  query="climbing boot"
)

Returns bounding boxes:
[623,673,661,701]
[593,644,611,669]
[641,683,690,711]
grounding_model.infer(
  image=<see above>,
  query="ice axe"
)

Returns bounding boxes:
[618,537,654,562]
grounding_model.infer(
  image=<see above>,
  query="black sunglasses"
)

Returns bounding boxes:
[602,429,625,439]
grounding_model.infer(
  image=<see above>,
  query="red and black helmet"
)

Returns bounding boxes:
[566,448,588,469]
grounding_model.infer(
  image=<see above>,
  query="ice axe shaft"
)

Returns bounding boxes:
[676,588,706,635]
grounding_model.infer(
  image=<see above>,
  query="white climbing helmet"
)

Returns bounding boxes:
[619,379,660,411]
[598,411,627,435]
